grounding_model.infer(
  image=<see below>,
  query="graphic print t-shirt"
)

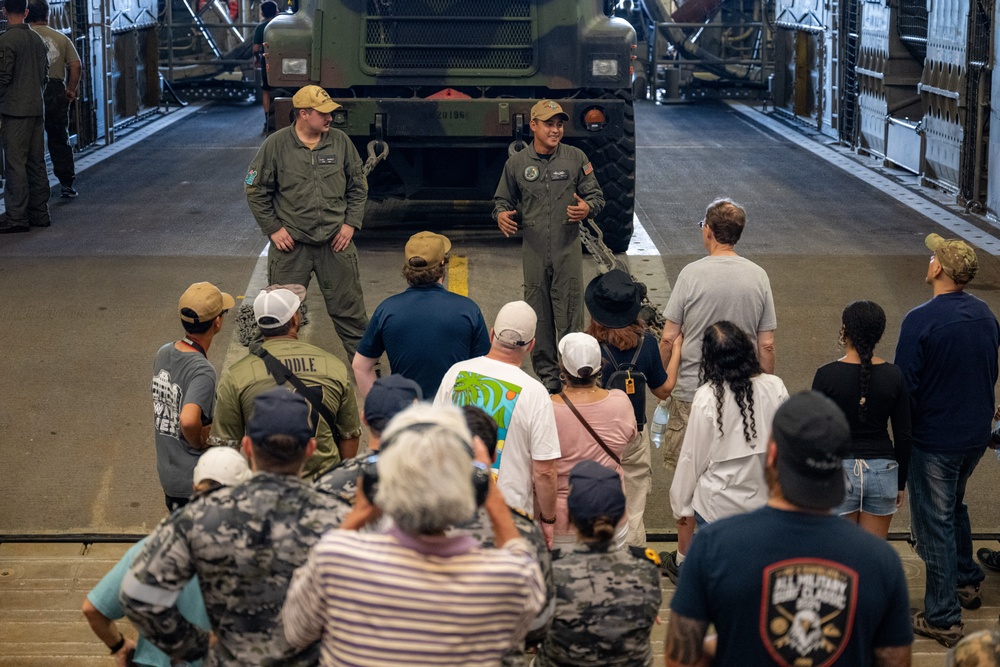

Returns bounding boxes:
[434,356,560,514]
[670,506,913,667]
[151,343,216,497]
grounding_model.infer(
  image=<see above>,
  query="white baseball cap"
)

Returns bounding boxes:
[193,447,252,487]
[558,332,601,378]
[494,301,536,346]
[254,288,301,329]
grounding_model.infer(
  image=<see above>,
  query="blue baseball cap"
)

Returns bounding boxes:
[567,460,626,522]
[247,388,314,446]
[365,375,422,433]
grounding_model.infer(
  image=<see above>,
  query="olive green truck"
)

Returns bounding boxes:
[265,0,637,251]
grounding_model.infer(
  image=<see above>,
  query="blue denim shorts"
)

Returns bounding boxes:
[835,458,899,516]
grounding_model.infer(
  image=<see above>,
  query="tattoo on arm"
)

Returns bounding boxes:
[666,613,709,665]
[873,645,911,667]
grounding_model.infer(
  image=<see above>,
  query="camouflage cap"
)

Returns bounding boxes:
[947,629,1000,667]
[927,233,978,284]
[292,85,341,113]
[531,100,569,122]
[179,282,235,324]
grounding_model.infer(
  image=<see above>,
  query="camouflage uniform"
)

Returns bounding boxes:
[453,505,555,667]
[493,143,604,390]
[535,543,661,667]
[120,472,350,666]
[312,453,364,504]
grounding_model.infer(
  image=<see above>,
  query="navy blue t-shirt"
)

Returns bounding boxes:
[598,331,668,430]
[894,291,999,451]
[671,506,913,666]
[356,284,491,398]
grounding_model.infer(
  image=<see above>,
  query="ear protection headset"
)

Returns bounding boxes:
[360,421,490,506]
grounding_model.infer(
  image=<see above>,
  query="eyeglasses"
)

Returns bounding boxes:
[698,220,706,228]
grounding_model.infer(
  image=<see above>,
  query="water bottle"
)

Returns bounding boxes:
[650,400,669,449]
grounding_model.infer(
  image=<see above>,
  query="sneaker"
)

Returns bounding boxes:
[61,185,78,198]
[0,223,29,234]
[978,547,1000,572]
[912,609,963,648]
[660,550,681,584]
[956,584,982,610]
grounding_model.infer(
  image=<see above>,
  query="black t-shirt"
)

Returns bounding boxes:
[671,506,913,666]
[811,361,912,489]
[598,332,668,390]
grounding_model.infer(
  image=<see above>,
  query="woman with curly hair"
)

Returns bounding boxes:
[812,300,912,539]
[668,321,788,571]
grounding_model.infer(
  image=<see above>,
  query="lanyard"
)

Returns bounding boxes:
[182,337,206,357]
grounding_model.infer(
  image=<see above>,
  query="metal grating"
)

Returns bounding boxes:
[364,47,533,70]
[959,0,993,205]
[365,20,531,46]
[838,0,861,144]
[896,0,928,62]
[366,0,530,18]
[364,0,534,73]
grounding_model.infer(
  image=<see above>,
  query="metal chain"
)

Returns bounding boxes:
[580,218,666,338]
[363,140,389,177]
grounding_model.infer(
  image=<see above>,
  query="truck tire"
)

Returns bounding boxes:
[577,91,636,253]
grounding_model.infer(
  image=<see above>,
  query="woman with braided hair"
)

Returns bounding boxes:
[667,321,788,572]
[812,300,913,539]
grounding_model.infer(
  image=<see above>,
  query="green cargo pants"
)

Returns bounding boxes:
[268,240,369,359]
[1,114,50,227]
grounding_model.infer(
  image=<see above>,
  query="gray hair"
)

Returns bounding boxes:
[376,404,477,534]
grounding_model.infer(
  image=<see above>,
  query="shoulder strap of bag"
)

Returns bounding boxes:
[629,335,644,366]
[253,347,339,439]
[600,342,622,371]
[559,391,621,466]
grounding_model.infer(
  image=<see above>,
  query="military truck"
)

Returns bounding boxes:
[264,0,637,252]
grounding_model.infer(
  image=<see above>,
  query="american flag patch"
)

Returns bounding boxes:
[583,162,593,175]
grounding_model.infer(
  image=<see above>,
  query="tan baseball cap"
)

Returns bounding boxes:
[179,282,235,324]
[405,231,451,267]
[927,233,978,284]
[531,100,569,122]
[292,85,341,113]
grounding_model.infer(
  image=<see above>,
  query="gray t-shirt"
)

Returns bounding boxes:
[151,343,216,497]
[663,255,777,401]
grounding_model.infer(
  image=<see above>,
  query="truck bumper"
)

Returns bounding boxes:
[274,96,629,140]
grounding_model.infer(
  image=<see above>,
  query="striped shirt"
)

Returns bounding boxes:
[282,528,546,666]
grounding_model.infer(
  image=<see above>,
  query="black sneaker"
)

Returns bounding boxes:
[912,609,963,648]
[978,547,1000,572]
[956,584,982,610]
[660,550,681,584]
[0,223,29,234]
[61,185,78,198]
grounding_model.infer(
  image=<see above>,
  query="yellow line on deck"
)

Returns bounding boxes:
[449,255,469,296]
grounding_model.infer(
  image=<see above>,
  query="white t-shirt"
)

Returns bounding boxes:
[435,356,561,514]
[670,373,789,522]
[663,255,777,401]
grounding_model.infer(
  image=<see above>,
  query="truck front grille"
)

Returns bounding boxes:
[363,0,535,74]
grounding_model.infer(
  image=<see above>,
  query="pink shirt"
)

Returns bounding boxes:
[552,390,637,538]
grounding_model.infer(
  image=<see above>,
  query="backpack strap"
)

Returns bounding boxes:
[559,391,621,467]
[629,335,644,366]
[253,347,340,441]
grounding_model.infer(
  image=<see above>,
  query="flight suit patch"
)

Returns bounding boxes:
[245,168,257,185]
[551,170,569,180]
[317,154,338,165]
[524,165,539,181]
[583,161,594,175]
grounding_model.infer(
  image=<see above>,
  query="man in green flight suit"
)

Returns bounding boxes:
[244,85,369,358]
[493,100,605,393]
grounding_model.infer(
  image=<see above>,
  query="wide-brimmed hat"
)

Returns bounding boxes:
[585,270,642,328]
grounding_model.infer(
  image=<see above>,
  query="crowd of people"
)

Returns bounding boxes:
[77,87,1000,667]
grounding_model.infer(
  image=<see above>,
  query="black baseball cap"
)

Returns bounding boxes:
[773,391,850,510]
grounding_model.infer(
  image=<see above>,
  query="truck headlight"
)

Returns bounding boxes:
[282,58,308,75]
[591,59,619,77]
